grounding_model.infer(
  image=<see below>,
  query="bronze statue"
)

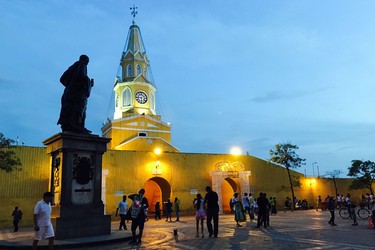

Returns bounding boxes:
[57,55,94,134]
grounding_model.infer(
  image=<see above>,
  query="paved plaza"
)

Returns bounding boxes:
[1,210,374,249]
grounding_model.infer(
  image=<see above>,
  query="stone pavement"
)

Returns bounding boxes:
[1,210,374,249]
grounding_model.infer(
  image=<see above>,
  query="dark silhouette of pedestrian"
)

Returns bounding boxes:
[204,186,219,237]
[327,196,337,226]
[256,192,269,228]
[129,189,149,245]
[11,206,22,232]
[155,201,161,220]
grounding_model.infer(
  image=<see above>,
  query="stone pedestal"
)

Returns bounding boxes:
[43,133,111,240]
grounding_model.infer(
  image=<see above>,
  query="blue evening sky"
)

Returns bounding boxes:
[2,0,375,177]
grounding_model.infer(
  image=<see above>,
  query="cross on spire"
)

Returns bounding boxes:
[130,5,138,23]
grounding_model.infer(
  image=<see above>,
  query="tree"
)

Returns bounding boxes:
[269,142,305,210]
[323,170,342,196]
[348,160,374,195]
[0,133,22,172]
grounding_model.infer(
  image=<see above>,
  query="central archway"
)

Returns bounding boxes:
[222,178,237,213]
[144,177,171,213]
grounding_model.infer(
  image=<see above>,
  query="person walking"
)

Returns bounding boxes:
[32,192,54,250]
[154,201,161,220]
[350,203,359,226]
[174,197,181,221]
[316,195,322,211]
[256,192,268,228]
[249,193,255,221]
[270,197,277,215]
[194,194,206,238]
[165,199,173,222]
[129,189,149,245]
[232,193,245,227]
[115,195,128,230]
[204,186,219,238]
[327,196,337,226]
[242,193,251,219]
[11,206,23,232]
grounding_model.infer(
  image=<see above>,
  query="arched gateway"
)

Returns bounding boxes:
[144,177,171,213]
[209,161,251,214]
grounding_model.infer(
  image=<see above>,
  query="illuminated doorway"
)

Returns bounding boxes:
[221,178,238,213]
[144,177,171,213]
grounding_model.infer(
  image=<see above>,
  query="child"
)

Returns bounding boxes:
[194,194,206,238]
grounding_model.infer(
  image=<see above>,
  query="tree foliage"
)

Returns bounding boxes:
[323,170,342,196]
[348,160,374,195]
[269,142,305,209]
[0,133,22,172]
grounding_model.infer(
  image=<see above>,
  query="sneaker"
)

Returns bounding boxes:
[209,233,213,237]
[128,240,136,245]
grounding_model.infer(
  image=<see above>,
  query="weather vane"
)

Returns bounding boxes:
[130,4,138,23]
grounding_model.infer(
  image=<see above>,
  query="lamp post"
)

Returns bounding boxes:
[317,165,320,178]
[312,162,317,177]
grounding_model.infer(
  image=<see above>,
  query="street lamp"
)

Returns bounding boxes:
[312,162,317,177]
[230,146,242,156]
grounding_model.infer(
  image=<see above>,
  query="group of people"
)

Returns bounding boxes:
[319,193,375,227]
[23,187,375,249]
[115,189,149,245]
[229,192,277,228]
[163,198,181,222]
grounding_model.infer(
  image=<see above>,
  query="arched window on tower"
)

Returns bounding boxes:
[136,64,142,76]
[122,87,132,107]
[150,92,156,111]
[127,64,133,77]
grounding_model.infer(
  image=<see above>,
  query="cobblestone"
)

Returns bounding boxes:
[1,210,374,249]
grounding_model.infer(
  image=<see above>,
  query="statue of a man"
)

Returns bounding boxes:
[57,55,94,134]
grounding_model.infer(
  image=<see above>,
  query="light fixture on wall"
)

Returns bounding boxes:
[152,161,162,175]
[310,178,316,186]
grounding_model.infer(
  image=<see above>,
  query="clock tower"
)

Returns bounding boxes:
[101,8,178,152]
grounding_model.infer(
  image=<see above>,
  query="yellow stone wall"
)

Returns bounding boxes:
[0,146,370,228]
[0,146,50,227]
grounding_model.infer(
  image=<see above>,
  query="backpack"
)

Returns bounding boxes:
[130,197,143,219]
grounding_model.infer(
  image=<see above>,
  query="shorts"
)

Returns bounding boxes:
[196,211,206,220]
[34,224,54,240]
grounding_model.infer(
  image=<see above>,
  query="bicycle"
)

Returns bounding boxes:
[338,206,370,219]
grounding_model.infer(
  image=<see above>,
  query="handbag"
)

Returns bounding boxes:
[125,207,132,220]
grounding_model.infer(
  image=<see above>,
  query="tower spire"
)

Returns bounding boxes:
[130,5,138,24]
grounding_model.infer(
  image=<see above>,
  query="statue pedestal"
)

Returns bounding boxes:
[43,133,111,240]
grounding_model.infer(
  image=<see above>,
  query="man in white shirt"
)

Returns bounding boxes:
[32,192,54,250]
[242,193,251,219]
[116,195,128,230]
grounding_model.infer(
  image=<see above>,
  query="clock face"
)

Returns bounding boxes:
[135,91,148,104]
